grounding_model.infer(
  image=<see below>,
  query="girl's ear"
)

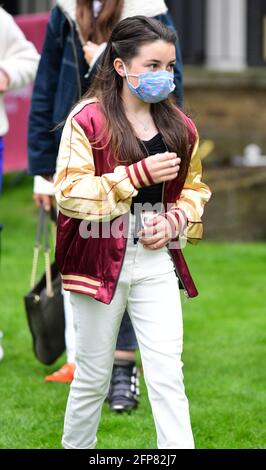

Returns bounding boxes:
[113,58,126,78]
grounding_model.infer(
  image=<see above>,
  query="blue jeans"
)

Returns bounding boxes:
[0,137,3,193]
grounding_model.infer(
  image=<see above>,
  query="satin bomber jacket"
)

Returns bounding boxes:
[54,99,211,304]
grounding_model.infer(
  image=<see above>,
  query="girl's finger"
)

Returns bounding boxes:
[144,216,160,227]
[137,227,158,239]
[140,232,167,246]
[143,239,168,250]
[156,166,180,177]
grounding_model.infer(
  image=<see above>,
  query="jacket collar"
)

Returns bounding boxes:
[56,0,76,22]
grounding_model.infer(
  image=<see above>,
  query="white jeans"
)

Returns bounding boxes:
[62,290,75,364]
[62,214,194,449]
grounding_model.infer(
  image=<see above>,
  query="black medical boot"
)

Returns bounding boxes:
[107,359,140,413]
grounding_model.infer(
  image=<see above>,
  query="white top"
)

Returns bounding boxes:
[57,0,168,23]
[121,0,167,19]
[92,0,102,18]
[0,7,40,136]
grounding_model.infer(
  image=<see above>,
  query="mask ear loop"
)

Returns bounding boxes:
[122,63,140,89]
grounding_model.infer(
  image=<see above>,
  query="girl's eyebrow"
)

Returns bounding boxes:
[144,59,176,64]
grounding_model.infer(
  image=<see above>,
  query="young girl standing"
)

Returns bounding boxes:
[54,15,211,449]
[29,1,183,402]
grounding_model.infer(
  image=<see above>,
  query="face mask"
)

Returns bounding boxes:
[123,65,175,103]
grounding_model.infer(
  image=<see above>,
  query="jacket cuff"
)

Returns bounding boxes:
[126,159,154,189]
[161,208,188,239]
[33,175,55,195]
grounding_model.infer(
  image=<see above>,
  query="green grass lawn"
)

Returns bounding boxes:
[0,174,266,449]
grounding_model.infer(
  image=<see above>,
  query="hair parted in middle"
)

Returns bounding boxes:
[84,15,190,181]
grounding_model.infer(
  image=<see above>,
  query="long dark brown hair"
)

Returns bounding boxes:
[84,15,190,179]
[76,0,124,44]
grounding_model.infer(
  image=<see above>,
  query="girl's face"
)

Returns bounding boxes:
[116,40,176,88]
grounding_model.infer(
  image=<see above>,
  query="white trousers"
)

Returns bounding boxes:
[57,202,75,364]
[62,289,75,364]
[62,214,194,449]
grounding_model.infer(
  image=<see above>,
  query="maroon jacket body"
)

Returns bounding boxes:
[55,100,211,304]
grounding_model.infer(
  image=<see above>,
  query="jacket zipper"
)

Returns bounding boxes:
[162,181,189,300]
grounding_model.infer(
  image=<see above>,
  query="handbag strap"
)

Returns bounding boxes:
[30,206,54,297]
[43,209,53,298]
[30,207,45,289]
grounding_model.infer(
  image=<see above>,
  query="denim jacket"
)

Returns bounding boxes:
[28,5,183,176]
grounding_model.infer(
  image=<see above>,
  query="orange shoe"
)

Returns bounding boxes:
[45,363,75,383]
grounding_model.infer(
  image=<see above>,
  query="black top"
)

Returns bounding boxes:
[130,133,166,215]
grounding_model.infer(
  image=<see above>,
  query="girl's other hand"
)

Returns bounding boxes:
[137,215,177,250]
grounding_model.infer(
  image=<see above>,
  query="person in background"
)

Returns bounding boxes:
[0,6,39,193]
[28,0,183,412]
[54,15,211,449]
[0,6,39,363]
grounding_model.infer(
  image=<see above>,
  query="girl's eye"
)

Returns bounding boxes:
[168,64,175,71]
[149,64,157,71]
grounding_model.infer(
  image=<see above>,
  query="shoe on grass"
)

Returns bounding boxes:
[107,360,140,413]
[45,362,75,383]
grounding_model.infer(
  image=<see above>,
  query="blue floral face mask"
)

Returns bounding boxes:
[123,65,175,103]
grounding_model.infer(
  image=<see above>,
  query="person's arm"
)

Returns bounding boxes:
[162,127,211,244]
[54,112,180,222]
[0,9,39,90]
[28,8,64,177]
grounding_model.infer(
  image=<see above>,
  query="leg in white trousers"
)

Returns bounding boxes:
[62,289,75,364]
[62,218,194,449]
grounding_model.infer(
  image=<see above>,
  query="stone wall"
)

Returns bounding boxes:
[183,67,266,165]
[183,68,266,240]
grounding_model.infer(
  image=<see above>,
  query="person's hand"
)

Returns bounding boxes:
[0,69,10,92]
[83,41,100,65]
[137,214,178,250]
[33,194,53,212]
[145,152,180,184]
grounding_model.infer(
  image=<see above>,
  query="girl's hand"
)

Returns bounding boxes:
[83,41,100,65]
[137,215,178,250]
[0,69,10,92]
[145,152,181,184]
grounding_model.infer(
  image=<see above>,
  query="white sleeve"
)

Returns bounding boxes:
[0,9,40,90]
[33,176,55,195]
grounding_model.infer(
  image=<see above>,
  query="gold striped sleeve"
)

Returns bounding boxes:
[54,117,135,221]
[168,132,212,244]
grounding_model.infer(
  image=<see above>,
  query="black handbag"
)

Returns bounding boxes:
[24,206,65,365]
